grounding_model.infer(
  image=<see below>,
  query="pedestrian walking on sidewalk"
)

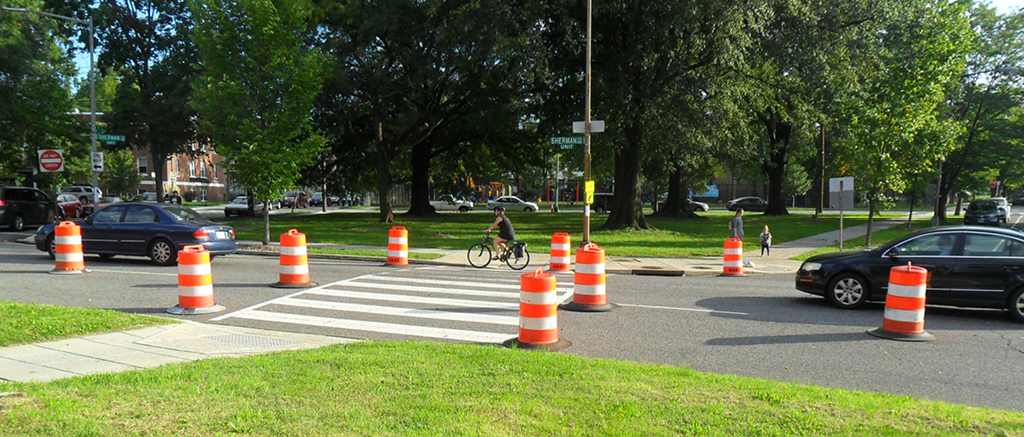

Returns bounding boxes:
[760,225,772,256]
[728,208,744,240]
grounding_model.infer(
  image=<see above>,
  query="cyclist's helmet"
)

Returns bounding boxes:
[495,206,505,212]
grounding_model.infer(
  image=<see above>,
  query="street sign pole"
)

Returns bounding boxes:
[555,152,560,212]
[582,0,592,245]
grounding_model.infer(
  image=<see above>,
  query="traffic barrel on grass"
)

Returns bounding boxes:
[387,226,409,266]
[548,233,572,272]
[503,268,571,351]
[50,221,85,275]
[167,245,224,315]
[868,263,935,341]
[720,238,745,276]
[560,243,616,312]
[271,229,317,288]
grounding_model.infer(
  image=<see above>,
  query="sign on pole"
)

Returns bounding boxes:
[90,152,104,172]
[585,180,595,205]
[829,177,854,211]
[38,149,64,172]
[573,120,605,133]
[549,137,584,145]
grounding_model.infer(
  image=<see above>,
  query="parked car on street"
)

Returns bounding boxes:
[56,194,85,219]
[487,196,538,212]
[129,192,159,203]
[224,196,254,217]
[964,199,1004,225]
[0,186,58,231]
[726,196,768,212]
[309,192,341,207]
[81,196,124,216]
[795,226,1024,322]
[430,194,474,212]
[656,198,710,213]
[283,191,309,208]
[60,185,102,204]
[991,197,1011,221]
[35,203,236,266]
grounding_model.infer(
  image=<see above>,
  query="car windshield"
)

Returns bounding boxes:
[163,206,205,222]
[968,202,997,212]
[230,197,247,204]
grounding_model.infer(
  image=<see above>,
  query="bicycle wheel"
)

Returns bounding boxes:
[467,243,492,268]
[506,247,530,270]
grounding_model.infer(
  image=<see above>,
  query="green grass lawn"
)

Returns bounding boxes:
[2,341,1021,436]
[225,211,909,258]
[0,302,174,347]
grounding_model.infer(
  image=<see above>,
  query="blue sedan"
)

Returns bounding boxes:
[35,203,236,266]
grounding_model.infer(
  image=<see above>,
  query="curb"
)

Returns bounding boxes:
[235,248,453,266]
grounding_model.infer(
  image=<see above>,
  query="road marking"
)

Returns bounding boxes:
[305,288,521,309]
[230,310,513,344]
[364,275,573,292]
[617,303,748,316]
[337,280,524,299]
[210,273,380,322]
[275,297,519,325]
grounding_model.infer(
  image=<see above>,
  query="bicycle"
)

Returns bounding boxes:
[467,233,530,270]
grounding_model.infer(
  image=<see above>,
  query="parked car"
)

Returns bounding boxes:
[487,196,538,212]
[35,203,237,266]
[129,192,159,203]
[726,196,768,212]
[964,199,1003,225]
[224,196,253,217]
[56,194,85,219]
[795,226,1024,322]
[60,185,102,204]
[656,198,711,213]
[81,196,124,216]
[283,191,309,208]
[991,197,1010,221]
[309,192,341,207]
[430,194,474,212]
[0,186,58,231]
[591,193,614,213]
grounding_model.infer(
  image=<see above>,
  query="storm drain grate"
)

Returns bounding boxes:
[204,334,298,349]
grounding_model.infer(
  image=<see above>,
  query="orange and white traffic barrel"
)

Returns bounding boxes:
[387,226,409,266]
[548,232,572,272]
[50,221,86,275]
[720,238,745,276]
[167,245,224,315]
[503,268,571,351]
[271,229,317,288]
[560,243,616,312]
[868,263,935,341]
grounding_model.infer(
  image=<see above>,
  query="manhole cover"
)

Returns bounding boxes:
[204,334,298,349]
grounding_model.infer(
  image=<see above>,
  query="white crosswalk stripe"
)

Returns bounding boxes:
[212,268,572,344]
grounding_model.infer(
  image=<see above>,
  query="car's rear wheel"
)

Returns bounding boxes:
[1008,288,1024,323]
[12,215,24,232]
[74,208,82,218]
[826,273,870,309]
[46,235,56,260]
[149,238,177,266]
[458,206,469,213]
[525,207,532,212]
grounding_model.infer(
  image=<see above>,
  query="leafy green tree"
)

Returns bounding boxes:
[190,0,326,244]
[0,0,84,181]
[93,0,198,204]
[100,147,140,197]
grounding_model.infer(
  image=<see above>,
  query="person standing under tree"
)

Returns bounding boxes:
[728,208,744,240]
[760,225,772,256]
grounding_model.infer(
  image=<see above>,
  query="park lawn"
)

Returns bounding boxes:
[225,211,904,258]
[0,302,174,347]
[2,341,1022,436]
[792,219,940,261]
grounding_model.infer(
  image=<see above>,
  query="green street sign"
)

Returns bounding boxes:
[97,134,126,142]
[549,136,584,145]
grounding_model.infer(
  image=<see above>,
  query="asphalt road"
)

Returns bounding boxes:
[2,237,1022,412]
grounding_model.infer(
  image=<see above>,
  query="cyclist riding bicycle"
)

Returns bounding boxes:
[485,206,515,260]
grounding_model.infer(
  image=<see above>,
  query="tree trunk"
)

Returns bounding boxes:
[601,124,647,230]
[865,197,875,247]
[153,151,167,203]
[654,165,697,218]
[759,112,791,216]
[907,189,916,231]
[936,172,951,223]
[405,138,435,216]
[376,121,394,223]
[262,200,271,245]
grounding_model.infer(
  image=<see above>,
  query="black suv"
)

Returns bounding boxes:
[0,186,58,231]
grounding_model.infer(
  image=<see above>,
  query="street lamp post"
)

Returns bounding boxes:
[2,7,98,205]
[582,0,593,245]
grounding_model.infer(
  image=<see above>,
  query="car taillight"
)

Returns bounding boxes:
[230,229,235,239]
[193,229,210,239]
[0,199,4,206]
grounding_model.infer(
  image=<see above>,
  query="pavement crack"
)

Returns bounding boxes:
[1001,333,1024,355]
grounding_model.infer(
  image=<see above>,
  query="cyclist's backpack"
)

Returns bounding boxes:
[514,242,526,258]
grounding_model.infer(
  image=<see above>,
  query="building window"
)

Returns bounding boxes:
[200,162,207,178]
[137,157,148,175]
[212,164,218,179]
[201,189,208,202]
[188,161,196,178]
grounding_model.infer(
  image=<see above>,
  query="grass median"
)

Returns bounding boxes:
[0,302,174,347]
[1,341,1021,435]
[223,211,907,258]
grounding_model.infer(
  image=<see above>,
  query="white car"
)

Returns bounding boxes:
[430,194,474,212]
[487,196,538,212]
[224,196,280,217]
[60,185,102,204]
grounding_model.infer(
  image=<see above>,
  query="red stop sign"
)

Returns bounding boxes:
[991,179,999,188]
[39,150,63,172]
